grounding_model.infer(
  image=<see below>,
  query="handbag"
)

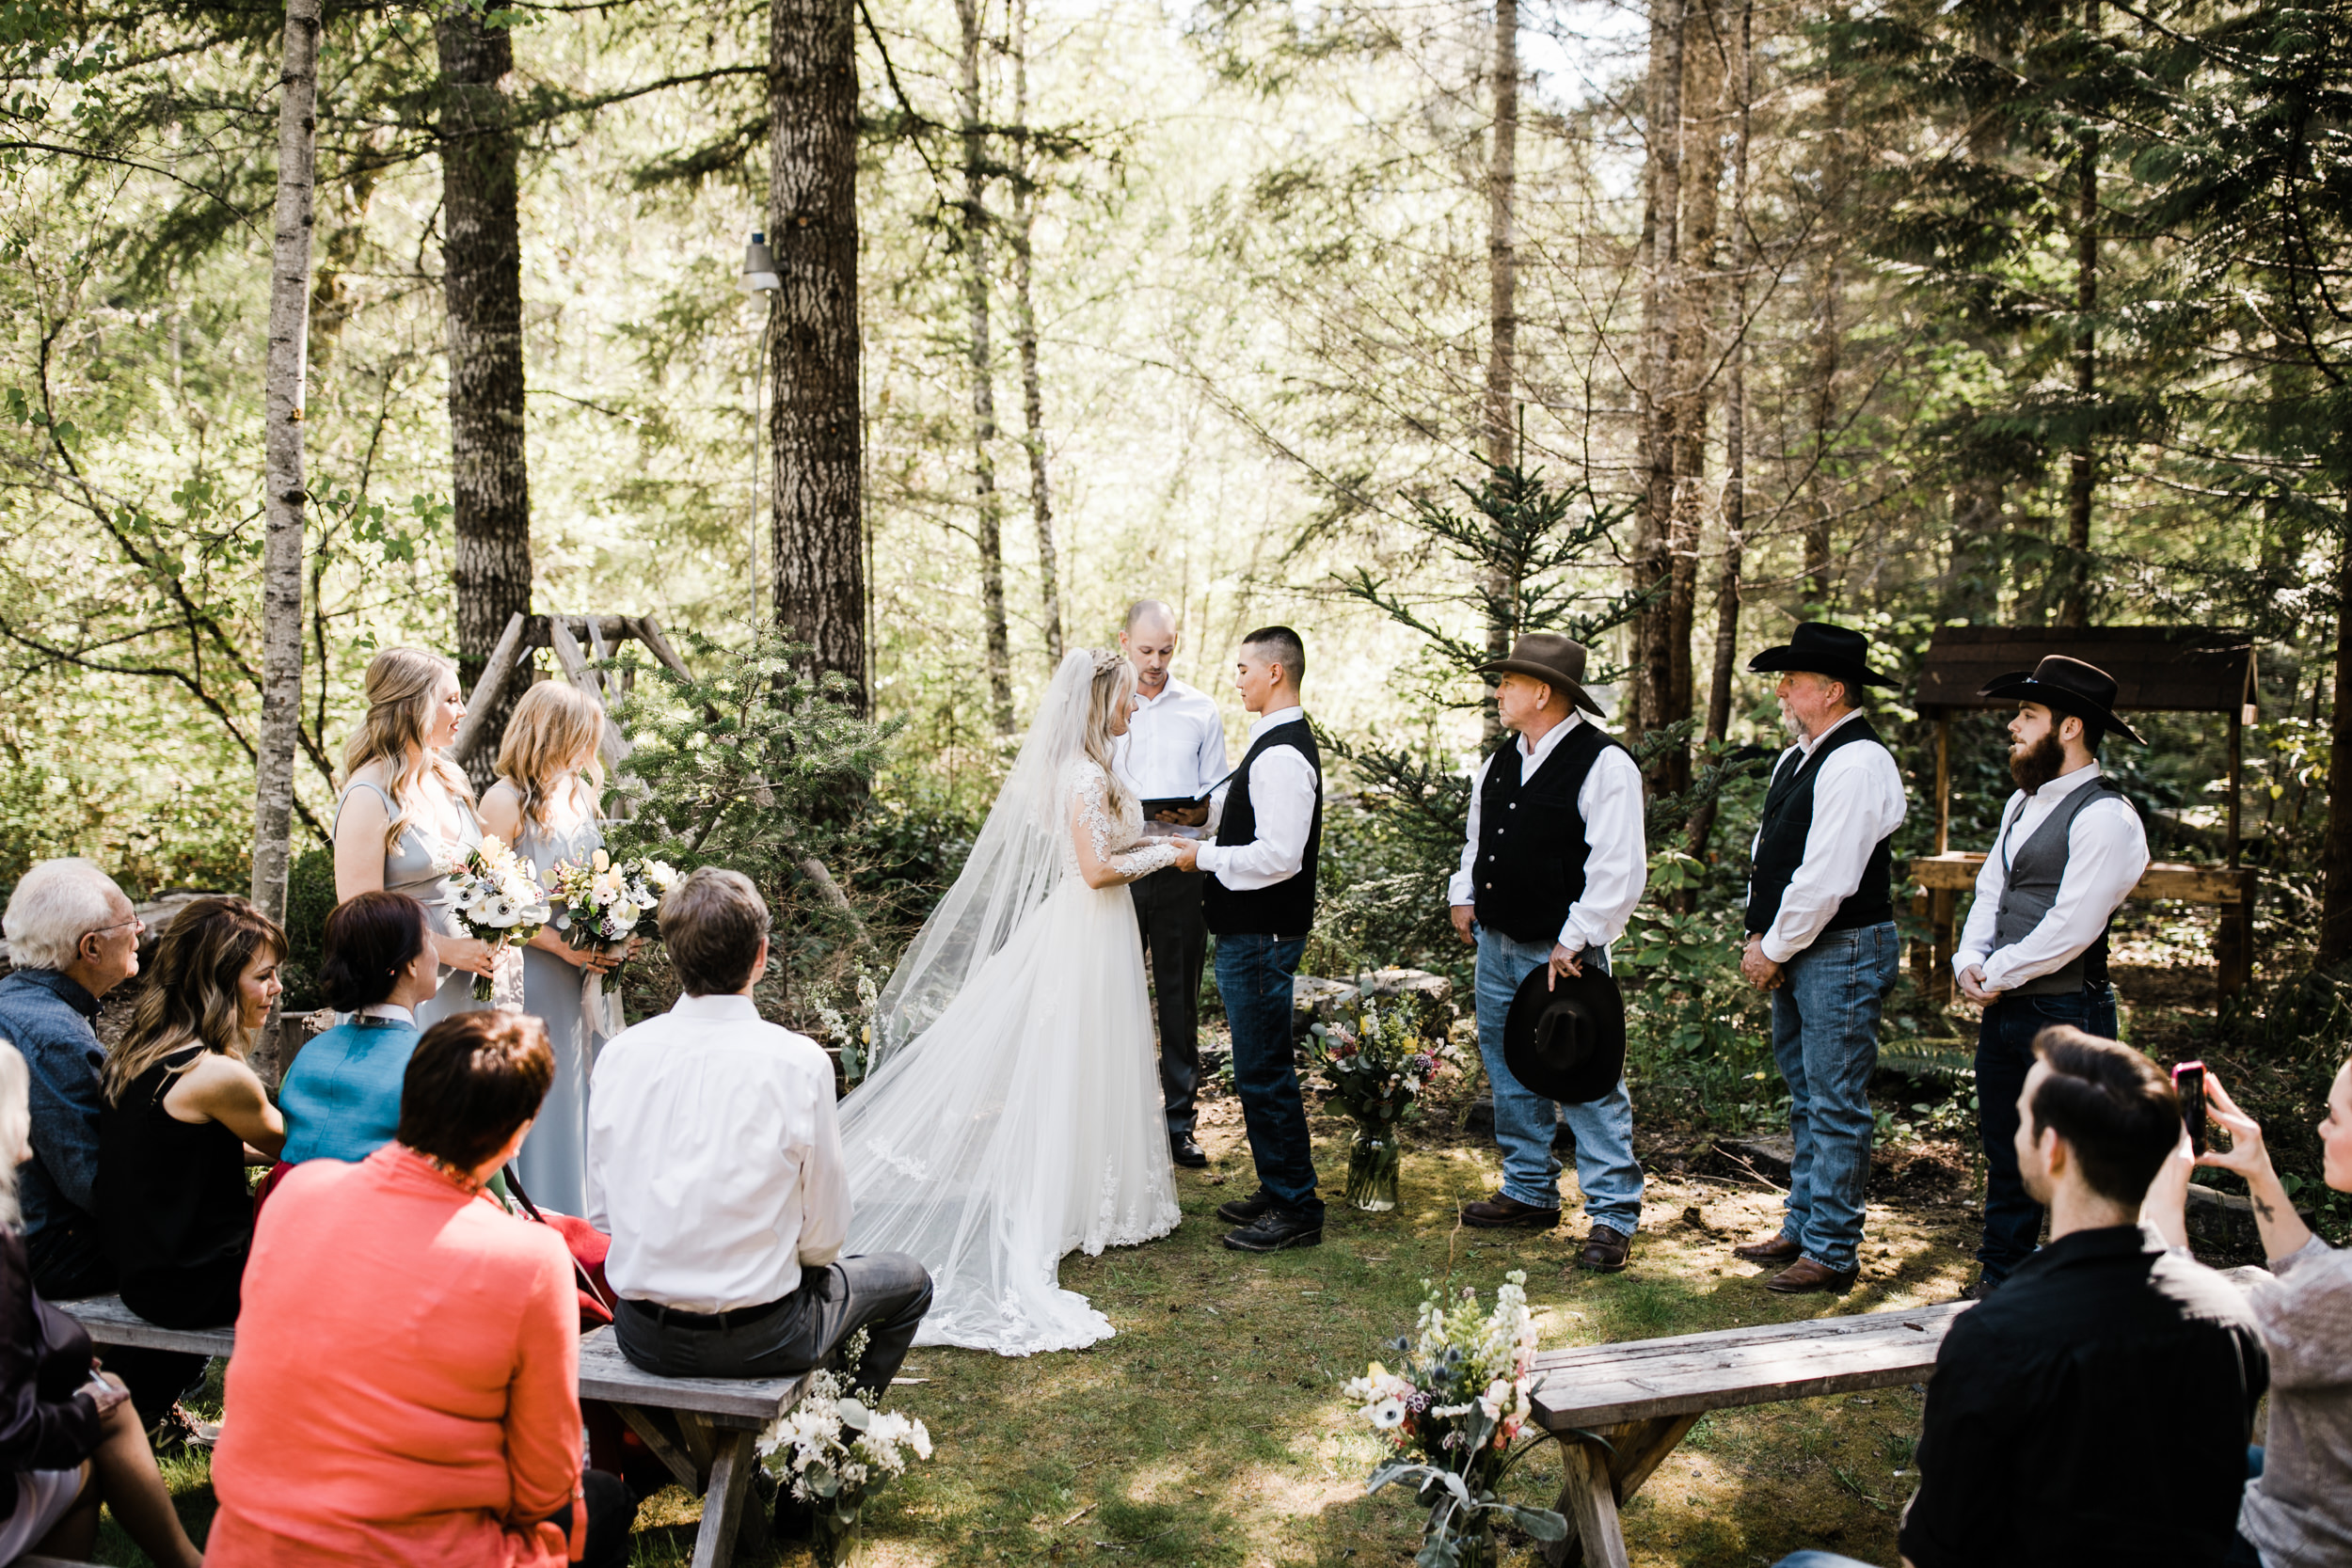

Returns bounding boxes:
[500,1164,617,1330]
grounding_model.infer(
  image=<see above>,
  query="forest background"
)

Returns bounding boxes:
[6,0,2352,1145]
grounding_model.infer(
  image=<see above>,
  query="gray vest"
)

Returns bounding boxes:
[1991,778,2132,996]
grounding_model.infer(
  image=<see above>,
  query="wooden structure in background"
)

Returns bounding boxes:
[1910,626,2262,1004]
[448,613,691,804]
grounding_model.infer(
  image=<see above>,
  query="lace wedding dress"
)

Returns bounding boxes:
[839,653,1184,1355]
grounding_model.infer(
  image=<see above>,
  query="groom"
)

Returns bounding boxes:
[1170,626,1325,1252]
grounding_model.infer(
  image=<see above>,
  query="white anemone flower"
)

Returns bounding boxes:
[1370,1398,1407,1430]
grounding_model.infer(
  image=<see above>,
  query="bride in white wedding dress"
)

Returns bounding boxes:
[838,647,1184,1355]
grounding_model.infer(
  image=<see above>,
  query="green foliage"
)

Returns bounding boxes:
[278,848,339,1011]
[603,629,898,998]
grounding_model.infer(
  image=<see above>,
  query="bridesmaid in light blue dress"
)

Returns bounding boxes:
[331,649,500,1029]
[480,680,628,1216]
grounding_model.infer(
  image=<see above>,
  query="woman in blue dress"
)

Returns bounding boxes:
[330,648,497,1027]
[277,892,438,1166]
[479,680,628,1215]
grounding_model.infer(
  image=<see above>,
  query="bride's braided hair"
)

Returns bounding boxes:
[1079,650,1140,822]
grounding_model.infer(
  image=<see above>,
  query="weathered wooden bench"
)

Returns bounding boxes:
[56,1295,804,1568]
[1528,1301,1970,1567]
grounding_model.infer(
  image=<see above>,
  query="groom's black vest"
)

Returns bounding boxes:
[1201,717,1323,938]
[1744,715,1897,938]
[1471,722,1628,947]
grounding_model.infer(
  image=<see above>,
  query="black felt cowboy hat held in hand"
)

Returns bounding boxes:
[1502,960,1627,1106]
[1474,632,1607,717]
[1746,622,1898,691]
[1978,655,2148,746]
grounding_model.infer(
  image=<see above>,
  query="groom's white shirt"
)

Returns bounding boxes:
[1112,675,1229,801]
[1199,704,1319,891]
[586,992,850,1314]
[1446,711,1648,952]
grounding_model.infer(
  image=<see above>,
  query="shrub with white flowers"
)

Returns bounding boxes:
[1343,1271,1565,1567]
[755,1366,934,1567]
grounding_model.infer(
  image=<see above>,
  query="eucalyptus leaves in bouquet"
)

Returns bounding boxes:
[755,1366,934,1566]
[1344,1271,1565,1567]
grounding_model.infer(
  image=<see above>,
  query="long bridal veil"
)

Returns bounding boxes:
[866,648,1099,1075]
[844,647,1180,1353]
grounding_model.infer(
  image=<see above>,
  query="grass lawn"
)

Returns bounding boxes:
[116,1090,1975,1568]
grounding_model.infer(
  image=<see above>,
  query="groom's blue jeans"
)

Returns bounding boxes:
[1214,932,1324,1222]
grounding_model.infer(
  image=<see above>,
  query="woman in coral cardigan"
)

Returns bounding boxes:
[209,1011,630,1567]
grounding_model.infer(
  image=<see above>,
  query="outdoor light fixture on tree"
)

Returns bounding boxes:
[741,230,781,625]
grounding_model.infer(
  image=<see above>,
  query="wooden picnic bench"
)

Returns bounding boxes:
[1527,1301,1970,1567]
[56,1295,804,1568]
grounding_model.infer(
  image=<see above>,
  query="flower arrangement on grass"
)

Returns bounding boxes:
[809,963,885,1086]
[755,1365,934,1567]
[439,836,552,1002]
[1307,992,1458,1211]
[1344,1271,1565,1567]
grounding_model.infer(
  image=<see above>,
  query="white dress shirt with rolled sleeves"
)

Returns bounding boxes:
[586,991,850,1314]
[1953,761,2151,993]
[1751,707,1911,964]
[1198,705,1319,891]
[1446,713,1649,951]
[1112,676,1229,803]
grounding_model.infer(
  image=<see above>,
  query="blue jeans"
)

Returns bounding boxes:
[1473,927,1644,1232]
[1974,983,2117,1283]
[1770,922,1899,1273]
[1213,933,1324,1222]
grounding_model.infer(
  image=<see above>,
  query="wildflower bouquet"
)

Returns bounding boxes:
[809,964,884,1086]
[1306,992,1458,1210]
[755,1367,934,1567]
[546,850,677,1035]
[440,836,551,1002]
[1344,1271,1565,1567]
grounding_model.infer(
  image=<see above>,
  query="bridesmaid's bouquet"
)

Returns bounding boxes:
[440,836,552,1002]
[546,850,678,1035]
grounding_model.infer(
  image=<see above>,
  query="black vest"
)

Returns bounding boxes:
[1470,722,1628,946]
[1744,715,1896,938]
[1201,717,1323,938]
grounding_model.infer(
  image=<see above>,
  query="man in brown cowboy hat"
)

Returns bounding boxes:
[1446,632,1649,1272]
[1954,654,2150,1297]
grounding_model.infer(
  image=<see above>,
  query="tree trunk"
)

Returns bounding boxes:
[2322,533,2352,966]
[1629,0,1688,745]
[1688,0,1751,863]
[958,0,1015,734]
[254,0,324,925]
[2058,0,2099,629]
[1009,0,1062,666]
[1481,0,1519,742]
[1804,76,1847,607]
[1659,0,1724,800]
[769,0,867,707]
[437,5,532,774]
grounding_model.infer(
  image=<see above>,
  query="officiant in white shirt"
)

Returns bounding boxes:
[1111,599,1229,1170]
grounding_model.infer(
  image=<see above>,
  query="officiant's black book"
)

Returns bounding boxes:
[1140,771,1232,818]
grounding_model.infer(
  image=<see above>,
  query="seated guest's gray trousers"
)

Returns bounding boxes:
[613,1253,932,1397]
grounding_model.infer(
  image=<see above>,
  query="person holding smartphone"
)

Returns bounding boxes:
[2145,1056,2352,1568]
[1953,655,2151,1298]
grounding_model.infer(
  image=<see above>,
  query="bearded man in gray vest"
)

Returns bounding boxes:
[1953,655,2150,1297]
[1734,623,1908,1295]
[1447,634,1649,1272]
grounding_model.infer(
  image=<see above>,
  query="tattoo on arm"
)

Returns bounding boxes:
[2253,1195,2277,1224]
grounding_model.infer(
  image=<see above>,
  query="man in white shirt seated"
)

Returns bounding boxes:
[1112,598,1230,1170]
[587,868,931,1392]
[1953,654,2151,1297]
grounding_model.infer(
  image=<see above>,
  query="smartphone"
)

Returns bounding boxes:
[2173,1060,2207,1156]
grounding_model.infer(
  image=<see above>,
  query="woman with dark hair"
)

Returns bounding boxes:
[279,890,438,1164]
[211,1010,632,1567]
[97,895,287,1330]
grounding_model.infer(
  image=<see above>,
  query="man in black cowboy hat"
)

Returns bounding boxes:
[1733,623,1908,1294]
[1445,632,1649,1272]
[1954,654,2150,1297]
